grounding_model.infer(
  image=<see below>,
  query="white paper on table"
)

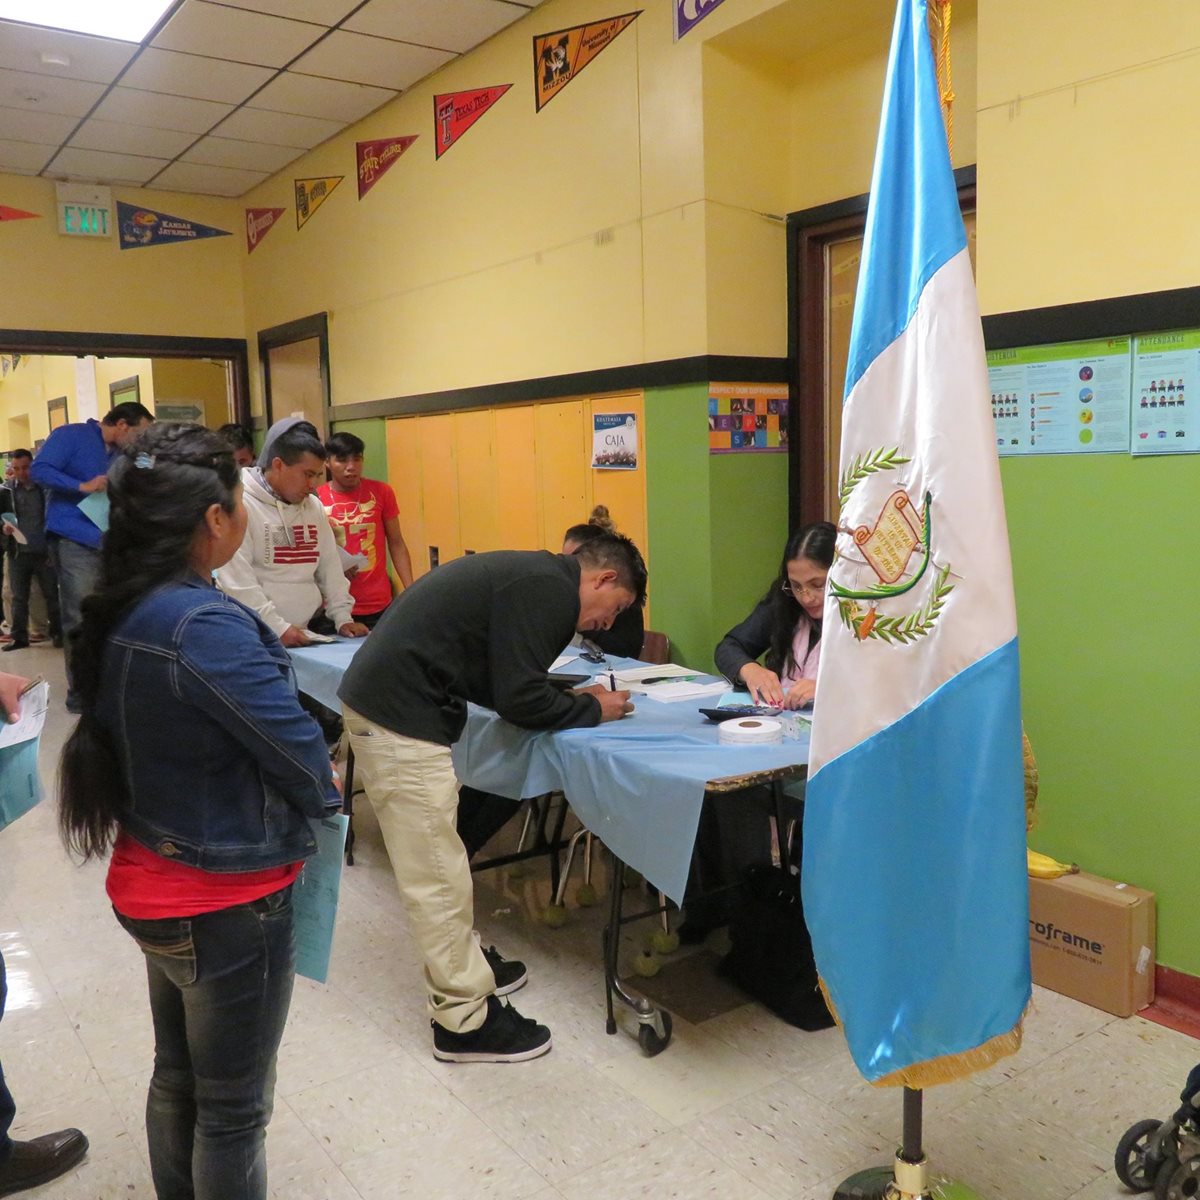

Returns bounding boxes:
[549,652,581,671]
[640,679,731,703]
[302,632,337,644]
[0,680,49,748]
[612,663,695,685]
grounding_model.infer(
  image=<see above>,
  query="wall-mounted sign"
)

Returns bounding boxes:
[592,412,638,469]
[246,207,285,254]
[56,182,112,238]
[434,86,511,159]
[294,177,342,229]
[0,205,38,222]
[708,384,789,453]
[533,13,640,111]
[675,0,728,40]
[117,202,231,250]
[357,136,418,199]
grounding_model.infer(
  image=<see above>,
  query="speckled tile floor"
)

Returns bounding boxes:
[1,644,1194,1199]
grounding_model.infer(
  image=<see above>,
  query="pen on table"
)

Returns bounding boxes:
[642,674,697,685]
[609,669,616,691]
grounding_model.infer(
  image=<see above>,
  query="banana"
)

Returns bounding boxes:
[1027,848,1079,879]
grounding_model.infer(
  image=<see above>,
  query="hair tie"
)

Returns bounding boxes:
[134,452,155,469]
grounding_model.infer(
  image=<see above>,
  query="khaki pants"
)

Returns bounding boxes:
[343,706,495,1033]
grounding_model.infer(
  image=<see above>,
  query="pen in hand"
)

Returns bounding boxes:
[609,669,616,691]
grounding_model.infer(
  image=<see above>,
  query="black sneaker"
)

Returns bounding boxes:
[432,995,552,1063]
[0,640,29,652]
[483,944,527,996]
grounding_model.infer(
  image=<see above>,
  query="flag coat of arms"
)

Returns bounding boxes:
[803,0,1030,1087]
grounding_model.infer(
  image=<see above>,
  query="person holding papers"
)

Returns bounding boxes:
[57,424,338,1200]
[715,521,836,710]
[339,535,645,1063]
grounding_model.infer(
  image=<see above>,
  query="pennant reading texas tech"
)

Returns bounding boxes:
[534,12,640,111]
[434,86,511,159]
[294,176,342,229]
[245,207,284,254]
[357,136,418,199]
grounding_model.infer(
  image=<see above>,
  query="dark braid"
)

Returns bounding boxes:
[59,423,241,860]
[763,522,836,677]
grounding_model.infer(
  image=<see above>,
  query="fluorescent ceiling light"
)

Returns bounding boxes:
[0,1,175,42]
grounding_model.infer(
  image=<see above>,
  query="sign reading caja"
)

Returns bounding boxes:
[56,182,112,238]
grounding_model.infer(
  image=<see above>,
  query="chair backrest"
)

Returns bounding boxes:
[640,630,669,664]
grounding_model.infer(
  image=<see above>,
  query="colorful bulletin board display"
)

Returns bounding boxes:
[985,338,1131,456]
[533,13,640,111]
[708,384,789,454]
[1131,330,1200,455]
[592,412,638,469]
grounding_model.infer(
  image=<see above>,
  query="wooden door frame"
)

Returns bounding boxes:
[257,312,331,435]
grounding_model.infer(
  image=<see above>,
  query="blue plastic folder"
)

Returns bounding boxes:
[292,812,349,984]
[0,738,41,833]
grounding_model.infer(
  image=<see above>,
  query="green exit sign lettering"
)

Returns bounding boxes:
[55,183,113,239]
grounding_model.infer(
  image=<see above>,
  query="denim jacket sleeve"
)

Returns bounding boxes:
[173,604,338,816]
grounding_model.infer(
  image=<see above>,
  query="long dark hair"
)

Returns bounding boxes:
[763,521,836,677]
[59,423,241,860]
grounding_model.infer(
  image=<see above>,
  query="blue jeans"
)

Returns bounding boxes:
[0,949,15,1167]
[47,536,101,709]
[115,887,296,1200]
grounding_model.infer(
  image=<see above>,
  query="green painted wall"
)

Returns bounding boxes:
[1004,453,1200,974]
[331,415,388,477]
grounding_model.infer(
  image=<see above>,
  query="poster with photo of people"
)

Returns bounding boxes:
[1131,331,1199,455]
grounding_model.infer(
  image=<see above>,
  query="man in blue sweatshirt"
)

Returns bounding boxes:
[30,401,153,710]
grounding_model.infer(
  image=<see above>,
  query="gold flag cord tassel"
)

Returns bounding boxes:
[928,0,955,157]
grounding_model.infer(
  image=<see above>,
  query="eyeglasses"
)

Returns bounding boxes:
[781,578,826,599]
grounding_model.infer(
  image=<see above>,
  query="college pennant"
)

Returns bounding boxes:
[433,86,511,159]
[674,0,729,39]
[294,177,343,229]
[357,136,418,199]
[117,202,231,250]
[0,205,38,221]
[245,207,285,254]
[533,12,641,110]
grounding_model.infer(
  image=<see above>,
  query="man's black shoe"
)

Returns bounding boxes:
[0,1129,88,1196]
[483,945,528,996]
[432,995,551,1063]
[0,641,28,653]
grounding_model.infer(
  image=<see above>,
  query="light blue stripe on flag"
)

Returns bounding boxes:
[843,0,966,400]
[803,640,1029,1081]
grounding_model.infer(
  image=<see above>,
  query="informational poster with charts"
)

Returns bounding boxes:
[708,384,789,454]
[986,339,1131,456]
[1131,331,1200,455]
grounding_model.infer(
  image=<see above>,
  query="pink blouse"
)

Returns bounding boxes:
[781,618,821,688]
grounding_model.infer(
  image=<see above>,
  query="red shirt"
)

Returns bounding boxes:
[106,831,302,920]
[317,478,399,616]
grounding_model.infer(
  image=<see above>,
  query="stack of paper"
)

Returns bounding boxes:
[611,665,729,703]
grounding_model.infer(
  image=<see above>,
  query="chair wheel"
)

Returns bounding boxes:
[650,930,680,954]
[1115,1119,1164,1191]
[541,903,569,928]
[576,883,599,907]
[637,1012,672,1056]
[632,950,660,977]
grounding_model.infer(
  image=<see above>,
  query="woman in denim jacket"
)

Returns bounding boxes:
[59,423,339,1200]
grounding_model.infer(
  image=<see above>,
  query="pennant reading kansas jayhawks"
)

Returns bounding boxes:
[803,0,1029,1087]
[117,202,230,249]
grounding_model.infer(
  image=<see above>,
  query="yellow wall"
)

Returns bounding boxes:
[93,357,155,411]
[0,355,77,448]
[151,358,231,428]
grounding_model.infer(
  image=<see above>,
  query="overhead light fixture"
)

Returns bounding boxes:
[40,51,70,66]
[0,1,176,43]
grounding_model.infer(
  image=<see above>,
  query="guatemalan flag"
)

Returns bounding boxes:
[803,0,1031,1086]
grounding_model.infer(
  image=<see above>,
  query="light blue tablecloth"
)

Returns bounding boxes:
[288,641,809,902]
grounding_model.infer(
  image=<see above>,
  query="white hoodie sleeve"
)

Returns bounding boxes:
[312,501,356,628]
[215,533,292,638]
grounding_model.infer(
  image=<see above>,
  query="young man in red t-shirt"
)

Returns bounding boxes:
[318,433,414,628]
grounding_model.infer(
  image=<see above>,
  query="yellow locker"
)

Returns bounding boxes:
[454,409,498,555]
[535,400,587,548]
[418,413,461,567]
[585,392,648,570]
[385,416,425,576]
[494,406,539,550]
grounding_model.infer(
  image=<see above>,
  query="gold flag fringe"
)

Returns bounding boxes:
[819,979,1030,1089]
[927,0,955,158]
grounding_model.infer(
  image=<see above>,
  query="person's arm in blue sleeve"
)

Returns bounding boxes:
[29,426,88,493]
[175,605,338,816]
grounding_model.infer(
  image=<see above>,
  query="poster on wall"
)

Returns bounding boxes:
[245,207,284,253]
[675,0,729,40]
[532,13,641,111]
[434,86,511,159]
[357,136,418,199]
[0,205,38,221]
[985,338,1130,456]
[708,383,789,453]
[117,202,231,249]
[1131,330,1200,455]
[592,412,638,469]
[294,177,343,229]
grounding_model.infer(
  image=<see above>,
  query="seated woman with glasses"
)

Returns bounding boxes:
[714,521,836,710]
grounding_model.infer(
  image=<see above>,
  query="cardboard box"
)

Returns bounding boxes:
[1028,871,1155,1017]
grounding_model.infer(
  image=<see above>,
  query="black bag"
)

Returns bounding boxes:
[718,862,835,1031]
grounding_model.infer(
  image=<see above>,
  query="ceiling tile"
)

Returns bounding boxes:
[214,0,360,24]
[345,0,527,55]
[181,135,303,173]
[151,159,270,197]
[70,117,197,159]
[213,105,342,149]
[0,104,78,145]
[0,137,54,173]
[91,87,235,134]
[291,29,453,90]
[119,47,275,105]
[0,67,106,117]
[252,71,396,123]
[151,0,328,69]
[47,146,170,185]
[0,23,138,85]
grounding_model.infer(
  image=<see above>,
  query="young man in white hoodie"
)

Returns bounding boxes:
[215,418,369,646]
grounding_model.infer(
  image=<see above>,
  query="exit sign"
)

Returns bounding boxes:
[56,183,113,238]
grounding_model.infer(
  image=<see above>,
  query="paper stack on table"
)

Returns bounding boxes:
[613,664,730,703]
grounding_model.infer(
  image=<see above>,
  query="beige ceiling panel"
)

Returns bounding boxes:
[152,159,270,197]
[152,0,327,69]
[70,117,197,159]
[120,47,274,105]
[181,135,303,173]
[0,67,106,117]
[49,146,170,184]
[0,23,138,84]
[0,104,78,145]
[215,0,361,24]
[213,105,342,149]
[252,71,396,123]
[291,30,453,89]
[345,0,526,55]
[91,87,235,134]
[0,137,54,173]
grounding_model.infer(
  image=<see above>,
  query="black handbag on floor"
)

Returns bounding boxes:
[718,862,835,1031]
